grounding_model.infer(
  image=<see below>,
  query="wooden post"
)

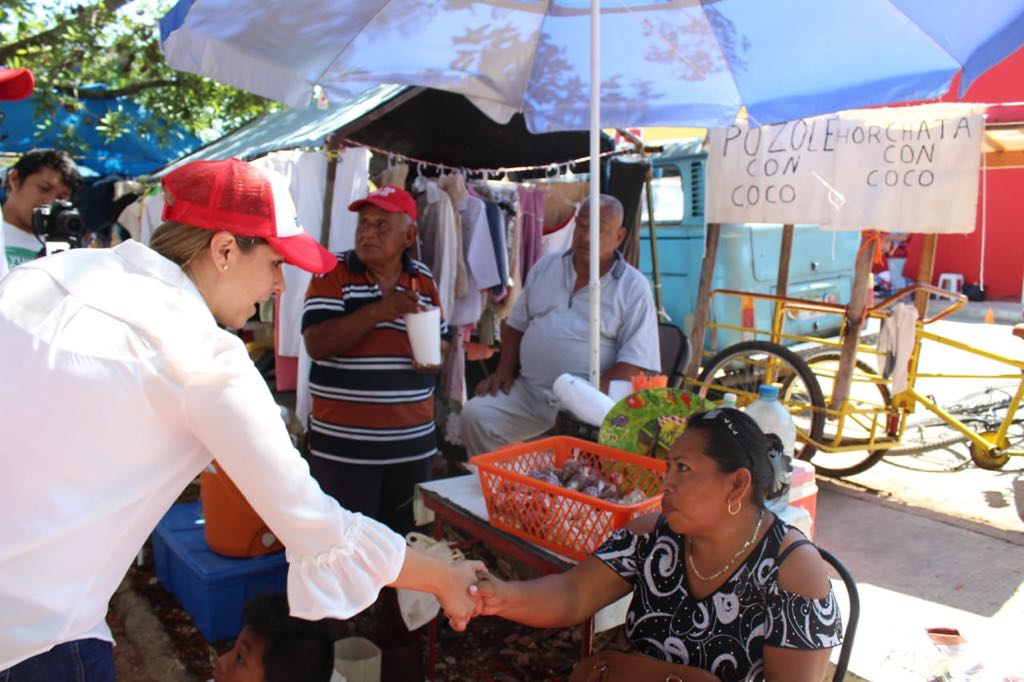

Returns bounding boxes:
[914,233,939,318]
[774,224,794,343]
[830,241,875,410]
[775,224,794,298]
[685,223,721,379]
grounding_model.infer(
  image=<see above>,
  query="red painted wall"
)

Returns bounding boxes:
[904,168,1024,300]
[902,48,1024,301]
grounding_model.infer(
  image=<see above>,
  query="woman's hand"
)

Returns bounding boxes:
[473,569,511,616]
[437,559,486,631]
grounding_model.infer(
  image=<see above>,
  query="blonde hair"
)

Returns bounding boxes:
[149,221,267,270]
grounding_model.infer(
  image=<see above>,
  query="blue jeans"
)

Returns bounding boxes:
[0,639,114,682]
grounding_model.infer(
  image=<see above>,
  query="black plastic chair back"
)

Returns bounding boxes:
[658,323,691,387]
[817,547,860,681]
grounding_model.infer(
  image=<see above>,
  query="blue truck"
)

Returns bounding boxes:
[636,139,859,352]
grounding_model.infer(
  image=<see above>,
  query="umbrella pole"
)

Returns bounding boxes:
[587,0,601,388]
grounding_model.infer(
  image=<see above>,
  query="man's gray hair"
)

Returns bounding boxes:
[581,194,624,226]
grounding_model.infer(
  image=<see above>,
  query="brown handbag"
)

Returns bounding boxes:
[569,651,720,682]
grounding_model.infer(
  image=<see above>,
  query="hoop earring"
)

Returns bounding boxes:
[728,500,741,515]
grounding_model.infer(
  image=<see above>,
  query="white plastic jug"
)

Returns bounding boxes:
[744,384,796,513]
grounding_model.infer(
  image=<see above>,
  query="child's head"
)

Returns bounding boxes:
[214,594,335,682]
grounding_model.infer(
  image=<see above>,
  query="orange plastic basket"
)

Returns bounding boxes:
[470,436,666,561]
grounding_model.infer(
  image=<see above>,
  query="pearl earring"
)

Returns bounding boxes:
[222,264,229,271]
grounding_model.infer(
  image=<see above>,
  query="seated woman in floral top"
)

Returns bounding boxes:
[477,408,843,682]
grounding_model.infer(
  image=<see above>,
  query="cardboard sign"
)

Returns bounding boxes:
[706,104,985,233]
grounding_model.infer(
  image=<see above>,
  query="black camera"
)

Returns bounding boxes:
[31,200,85,251]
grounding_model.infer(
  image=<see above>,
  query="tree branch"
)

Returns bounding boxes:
[55,79,180,99]
[0,0,133,63]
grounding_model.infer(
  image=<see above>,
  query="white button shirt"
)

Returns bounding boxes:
[0,241,406,669]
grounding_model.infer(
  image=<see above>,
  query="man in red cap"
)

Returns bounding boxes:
[302,185,447,677]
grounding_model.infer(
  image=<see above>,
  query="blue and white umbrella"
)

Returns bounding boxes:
[161,0,1024,384]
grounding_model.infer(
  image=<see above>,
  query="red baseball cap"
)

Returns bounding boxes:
[0,68,34,101]
[161,158,337,274]
[348,185,417,221]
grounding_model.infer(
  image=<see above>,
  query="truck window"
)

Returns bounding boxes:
[640,166,684,224]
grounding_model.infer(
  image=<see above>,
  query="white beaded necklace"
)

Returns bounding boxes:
[687,510,765,582]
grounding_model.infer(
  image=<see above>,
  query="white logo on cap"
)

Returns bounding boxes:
[375,187,396,197]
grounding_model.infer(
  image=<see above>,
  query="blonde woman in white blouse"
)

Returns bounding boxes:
[0,159,483,680]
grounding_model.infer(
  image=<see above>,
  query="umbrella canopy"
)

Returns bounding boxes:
[161,0,1024,132]
[159,0,1024,387]
[0,86,201,177]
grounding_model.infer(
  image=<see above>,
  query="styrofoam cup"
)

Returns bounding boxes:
[608,379,632,402]
[334,637,381,682]
[404,306,441,366]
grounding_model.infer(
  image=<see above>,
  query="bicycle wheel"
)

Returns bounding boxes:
[885,385,1019,458]
[694,341,825,461]
[799,351,894,477]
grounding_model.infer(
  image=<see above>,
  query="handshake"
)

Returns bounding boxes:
[398,547,512,632]
[431,559,508,632]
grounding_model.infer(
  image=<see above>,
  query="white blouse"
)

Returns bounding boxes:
[0,240,406,669]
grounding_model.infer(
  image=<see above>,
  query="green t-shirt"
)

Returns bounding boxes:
[3,220,42,269]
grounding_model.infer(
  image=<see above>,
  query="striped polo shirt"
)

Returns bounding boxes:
[302,251,447,465]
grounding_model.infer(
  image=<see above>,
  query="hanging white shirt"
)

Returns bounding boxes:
[0,241,405,669]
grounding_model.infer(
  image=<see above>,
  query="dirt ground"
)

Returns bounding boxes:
[107,488,602,682]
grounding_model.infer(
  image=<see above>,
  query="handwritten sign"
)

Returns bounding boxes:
[706,103,985,233]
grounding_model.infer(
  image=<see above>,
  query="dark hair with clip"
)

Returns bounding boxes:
[684,408,788,506]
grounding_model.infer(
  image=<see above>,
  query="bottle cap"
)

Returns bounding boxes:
[758,384,779,400]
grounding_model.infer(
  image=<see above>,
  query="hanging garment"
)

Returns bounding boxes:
[481,199,509,295]
[605,158,650,266]
[876,303,919,393]
[517,186,545,281]
[437,174,471,298]
[540,181,589,231]
[542,211,576,255]
[450,193,501,326]
[252,148,367,412]
[415,180,459,319]
[377,162,408,189]
[327,147,371,253]
[252,150,327,359]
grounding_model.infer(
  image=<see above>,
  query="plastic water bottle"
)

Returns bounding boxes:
[722,392,738,409]
[744,384,796,513]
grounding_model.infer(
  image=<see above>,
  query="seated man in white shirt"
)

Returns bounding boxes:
[460,194,660,456]
[1,148,82,275]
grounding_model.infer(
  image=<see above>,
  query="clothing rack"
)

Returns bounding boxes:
[335,136,632,179]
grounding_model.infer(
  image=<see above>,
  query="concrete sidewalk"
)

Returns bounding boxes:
[814,481,1024,680]
[944,299,1021,325]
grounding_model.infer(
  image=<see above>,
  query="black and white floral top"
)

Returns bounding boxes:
[594,515,843,682]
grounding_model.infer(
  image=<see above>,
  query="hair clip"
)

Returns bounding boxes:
[721,416,740,437]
